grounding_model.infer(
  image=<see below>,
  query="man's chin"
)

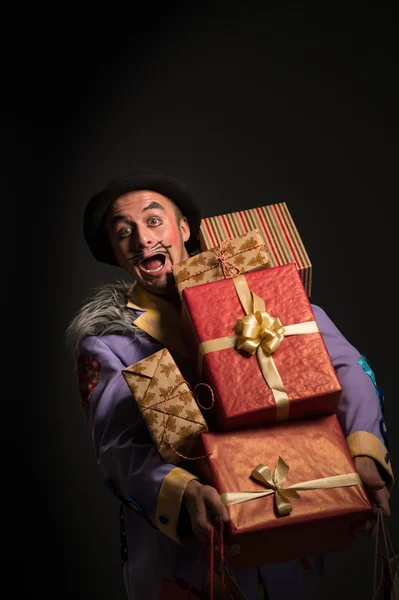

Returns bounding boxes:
[138,272,177,296]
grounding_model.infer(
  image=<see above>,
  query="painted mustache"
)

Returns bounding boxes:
[129,240,172,265]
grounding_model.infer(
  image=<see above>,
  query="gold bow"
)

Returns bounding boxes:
[251,458,301,516]
[234,311,285,356]
[220,457,362,516]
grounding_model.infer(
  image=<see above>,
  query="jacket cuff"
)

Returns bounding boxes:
[347,431,394,490]
[155,467,200,543]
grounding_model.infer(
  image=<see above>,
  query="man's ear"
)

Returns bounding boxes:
[180,216,190,243]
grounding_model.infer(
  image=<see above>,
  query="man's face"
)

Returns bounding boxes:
[106,190,191,295]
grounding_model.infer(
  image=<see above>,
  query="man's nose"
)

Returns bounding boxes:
[131,225,154,249]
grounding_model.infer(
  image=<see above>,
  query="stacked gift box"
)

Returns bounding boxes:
[198,203,313,297]
[122,203,373,569]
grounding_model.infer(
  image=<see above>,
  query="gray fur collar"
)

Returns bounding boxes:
[66,280,150,351]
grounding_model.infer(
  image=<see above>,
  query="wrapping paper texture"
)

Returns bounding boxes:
[199,203,312,296]
[191,414,373,569]
[180,264,342,431]
[172,229,270,298]
[122,348,209,464]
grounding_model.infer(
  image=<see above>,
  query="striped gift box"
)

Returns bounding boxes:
[199,203,312,296]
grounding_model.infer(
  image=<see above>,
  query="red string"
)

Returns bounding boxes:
[209,525,215,600]
[218,521,226,600]
[213,238,241,279]
[186,540,205,599]
[193,382,215,411]
[186,522,227,599]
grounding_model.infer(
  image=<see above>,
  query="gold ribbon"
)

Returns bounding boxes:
[198,274,320,420]
[220,456,362,516]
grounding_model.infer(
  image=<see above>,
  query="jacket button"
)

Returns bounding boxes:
[159,514,169,525]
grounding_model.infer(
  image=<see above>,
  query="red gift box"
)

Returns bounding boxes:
[192,414,373,570]
[180,263,342,431]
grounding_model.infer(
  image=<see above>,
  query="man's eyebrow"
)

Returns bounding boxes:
[142,201,165,212]
[108,202,165,229]
[109,214,129,229]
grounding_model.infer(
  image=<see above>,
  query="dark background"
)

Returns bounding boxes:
[10,4,397,598]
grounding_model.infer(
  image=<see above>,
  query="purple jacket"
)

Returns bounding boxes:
[72,292,393,600]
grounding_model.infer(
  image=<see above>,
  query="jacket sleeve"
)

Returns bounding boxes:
[76,334,199,543]
[312,304,394,490]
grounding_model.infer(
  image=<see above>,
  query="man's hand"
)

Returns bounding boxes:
[354,456,390,535]
[354,456,390,515]
[183,480,240,557]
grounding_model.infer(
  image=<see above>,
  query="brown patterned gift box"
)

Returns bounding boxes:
[172,229,270,298]
[199,203,312,296]
[122,348,209,464]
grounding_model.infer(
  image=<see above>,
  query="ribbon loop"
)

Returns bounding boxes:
[273,456,289,487]
[251,464,275,488]
[275,494,293,516]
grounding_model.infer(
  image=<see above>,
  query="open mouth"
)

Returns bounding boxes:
[139,254,167,274]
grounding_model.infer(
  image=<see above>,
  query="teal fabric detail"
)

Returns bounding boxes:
[357,355,377,387]
[357,355,389,457]
[357,355,384,412]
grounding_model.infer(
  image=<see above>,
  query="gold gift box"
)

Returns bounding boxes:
[172,229,269,298]
[122,348,209,464]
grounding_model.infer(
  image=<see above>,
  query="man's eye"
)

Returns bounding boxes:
[118,227,132,238]
[148,217,162,226]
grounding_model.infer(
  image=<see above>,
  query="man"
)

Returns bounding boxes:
[66,168,393,599]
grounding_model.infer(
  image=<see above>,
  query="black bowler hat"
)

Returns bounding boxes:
[83,168,202,265]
